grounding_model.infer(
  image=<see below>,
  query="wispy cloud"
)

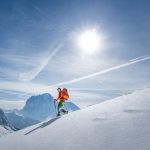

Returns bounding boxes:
[48,55,150,87]
[0,100,25,110]
[0,56,149,97]
[129,55,149,62]
[0,54,40,80]
[19,42,64,82]
[0,54,36,66]
[0,81,48,94]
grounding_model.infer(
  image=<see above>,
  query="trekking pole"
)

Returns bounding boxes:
[54,99,57,116]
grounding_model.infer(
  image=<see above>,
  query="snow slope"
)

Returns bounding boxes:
[0,88,150,150]
[0,126,12,137]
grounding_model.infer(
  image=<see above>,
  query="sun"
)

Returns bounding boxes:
[77,28,101,55]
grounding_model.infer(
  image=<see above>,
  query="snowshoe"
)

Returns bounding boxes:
[60,109,68,114]
[57,112,61,117]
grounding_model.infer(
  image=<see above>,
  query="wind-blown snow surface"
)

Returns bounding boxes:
[0,88,150,150]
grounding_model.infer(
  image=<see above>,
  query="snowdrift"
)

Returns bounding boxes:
[0,88,150,150]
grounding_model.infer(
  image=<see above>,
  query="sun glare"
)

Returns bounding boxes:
[77,28,101,55]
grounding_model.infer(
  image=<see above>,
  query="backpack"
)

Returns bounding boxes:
[61,88,69,100]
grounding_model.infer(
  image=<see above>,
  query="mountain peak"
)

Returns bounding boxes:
[21,93,79,121]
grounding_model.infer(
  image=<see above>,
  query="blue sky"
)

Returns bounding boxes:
[0,0,150,109]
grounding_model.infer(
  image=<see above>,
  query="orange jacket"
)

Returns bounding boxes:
[56,89,69,100]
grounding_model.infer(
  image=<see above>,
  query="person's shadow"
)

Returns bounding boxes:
[24,117,60,135]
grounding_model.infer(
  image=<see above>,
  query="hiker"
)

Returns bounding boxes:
[55,88,69,116]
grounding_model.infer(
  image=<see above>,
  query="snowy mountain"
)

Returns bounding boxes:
[6,93,79,129]
[6,111,39,129]
[64,101,80,111]
[0,108,15,137]
[21,93,56,121]
[0,88,150,150]
[21,93,80,121]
